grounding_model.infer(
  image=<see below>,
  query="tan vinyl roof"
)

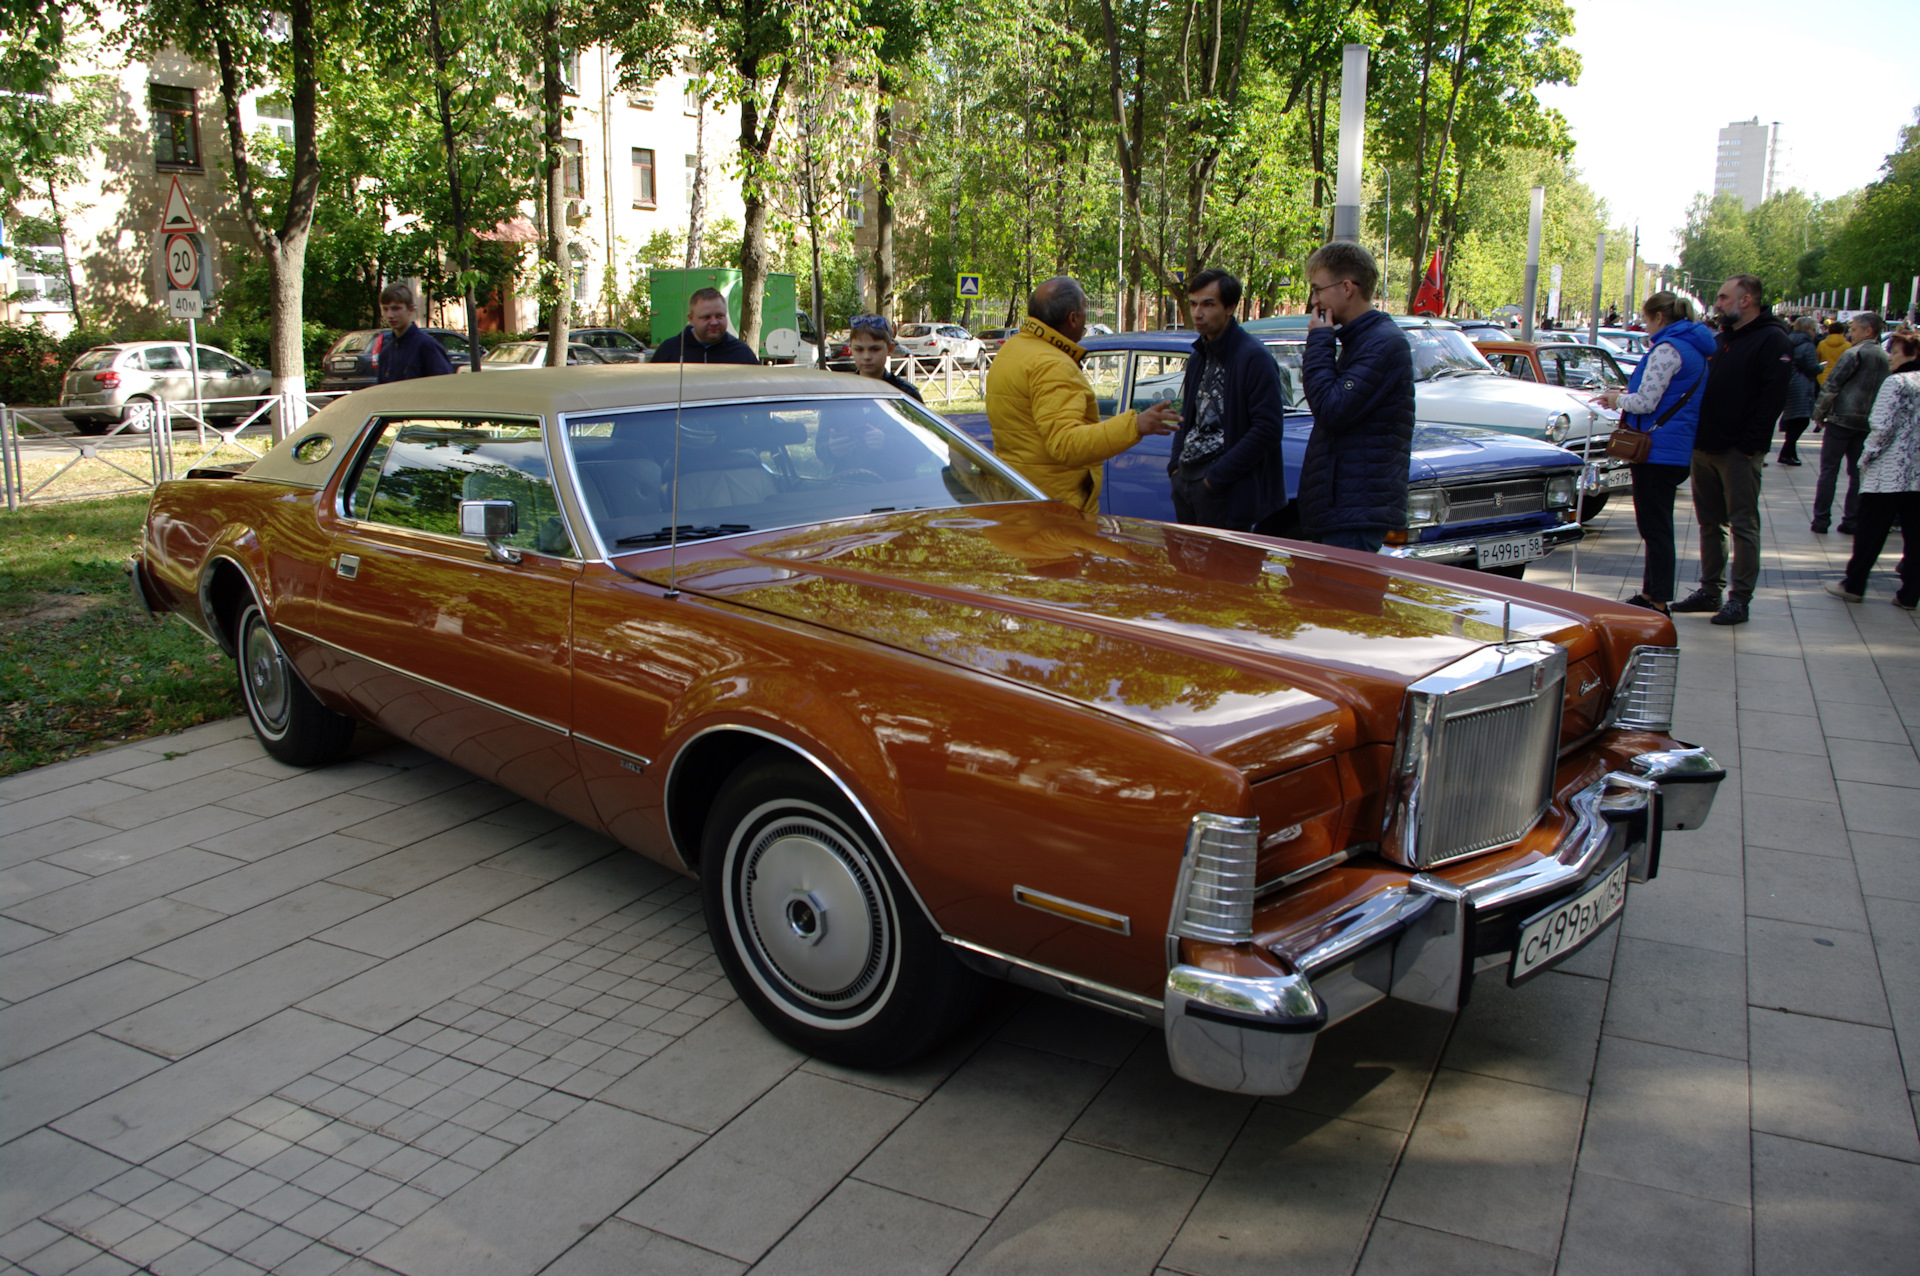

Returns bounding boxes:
[245,367,902,490]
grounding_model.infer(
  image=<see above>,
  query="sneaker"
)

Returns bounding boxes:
[1710,599,1750,626]
[1671,588,1723,614]
[1824,581,1864,603]
[1623,593,1670,614]
[1810,521,1830,534]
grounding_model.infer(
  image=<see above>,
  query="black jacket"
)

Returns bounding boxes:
[1696,308,1793,454]
[1298,308,1415,536]
[1168,320,1289,523]
[374,325,455,383]
[650,326,760,365]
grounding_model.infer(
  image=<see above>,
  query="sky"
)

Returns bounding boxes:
[1535,0,1920,263]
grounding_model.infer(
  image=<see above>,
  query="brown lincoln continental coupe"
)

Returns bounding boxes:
[131,366,1723,1095]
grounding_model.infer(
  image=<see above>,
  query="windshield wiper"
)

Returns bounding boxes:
[615,524,752,546]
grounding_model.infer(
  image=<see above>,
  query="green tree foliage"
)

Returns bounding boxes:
[1821,108,1920,307]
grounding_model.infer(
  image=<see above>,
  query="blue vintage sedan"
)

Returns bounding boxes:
[955,330,1589,578]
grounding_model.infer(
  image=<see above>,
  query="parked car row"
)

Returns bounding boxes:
[59,341,273,433]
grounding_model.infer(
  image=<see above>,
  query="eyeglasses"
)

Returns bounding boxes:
[1307,279,1352,299]
[848,314,892,339]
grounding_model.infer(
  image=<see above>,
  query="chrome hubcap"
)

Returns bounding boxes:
[739,815,888,1011]
[243,619,291,731]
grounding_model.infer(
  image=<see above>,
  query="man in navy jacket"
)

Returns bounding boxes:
[1167,269,1288,531]
[374,283,456,383]
[650,288,761,365]
[1298,243,1415,552]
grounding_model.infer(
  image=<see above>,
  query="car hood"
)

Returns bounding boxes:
[1408,424,1585,485]
[631,506,1602,776]
[1417,374,1613,441]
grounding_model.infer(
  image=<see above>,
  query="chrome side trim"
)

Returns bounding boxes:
[572,734,652,771]
[1256,847,1360,896]
[945,938,1162,1022]
[276,624,570,737]
[662,722,941,930]
[1630,744,1724,830]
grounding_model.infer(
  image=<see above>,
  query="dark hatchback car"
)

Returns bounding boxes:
[316,328,475,393]
[529,328,649,363]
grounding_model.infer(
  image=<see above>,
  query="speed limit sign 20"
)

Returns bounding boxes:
[165,234,200,290]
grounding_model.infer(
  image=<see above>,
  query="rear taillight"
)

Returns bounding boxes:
[93,371,121,387]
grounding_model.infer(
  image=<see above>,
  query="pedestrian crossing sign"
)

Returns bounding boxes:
[956,273,982,299]
[1173,269,1186,285]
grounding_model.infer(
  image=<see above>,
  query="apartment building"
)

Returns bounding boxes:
[1713,117,1779,211]
[2,34,743,339]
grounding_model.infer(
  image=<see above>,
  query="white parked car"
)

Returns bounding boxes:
[895,323,983,367]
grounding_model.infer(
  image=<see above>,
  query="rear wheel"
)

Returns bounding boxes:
[235,602,356,766]
[121,397,157,434]
[701,754,983,1067]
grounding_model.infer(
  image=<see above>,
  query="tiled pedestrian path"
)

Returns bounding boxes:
[2,458,1915,1276]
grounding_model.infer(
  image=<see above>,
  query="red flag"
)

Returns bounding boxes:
[1412,250,1444,315]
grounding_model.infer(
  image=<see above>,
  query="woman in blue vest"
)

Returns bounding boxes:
[1596,292,1716,614]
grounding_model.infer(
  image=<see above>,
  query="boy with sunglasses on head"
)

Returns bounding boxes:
[843,314,923,403]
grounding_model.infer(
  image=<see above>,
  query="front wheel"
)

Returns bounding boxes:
[701,754,983,1067]
[235,602,356,766]
[1577,492,1610,520]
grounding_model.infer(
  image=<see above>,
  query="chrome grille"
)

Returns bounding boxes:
[1442,480,1547,523]
[1383,642,1567,869]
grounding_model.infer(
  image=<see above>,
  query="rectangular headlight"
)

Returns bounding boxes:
[1608,645,1679,731]
[1406,487,1449,528]
[1546,475,1577,509]
[1169,813,1258,950]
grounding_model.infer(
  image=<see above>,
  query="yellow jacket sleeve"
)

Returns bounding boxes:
[1030,358,1140,469]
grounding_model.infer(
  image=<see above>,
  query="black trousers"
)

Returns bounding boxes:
[1170,457,1250,531]
[1813,426,1866,527]
[1842,490,1919,605]
[1778,416,1810,459]
[1630,462,1692,603]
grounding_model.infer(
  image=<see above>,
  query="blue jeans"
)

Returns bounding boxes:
[1317,528,1385,553]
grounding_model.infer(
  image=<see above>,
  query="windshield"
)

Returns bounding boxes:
[565,396,1042,550]
[486,344,542,365]
[1406,328,1496,381]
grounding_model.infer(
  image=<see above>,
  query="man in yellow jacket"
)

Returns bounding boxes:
[985,277,1177,511]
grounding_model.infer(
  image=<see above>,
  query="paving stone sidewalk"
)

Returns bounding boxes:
[3,459,1916,1276]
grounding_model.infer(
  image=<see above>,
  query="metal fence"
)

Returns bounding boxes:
[0,390,348,511]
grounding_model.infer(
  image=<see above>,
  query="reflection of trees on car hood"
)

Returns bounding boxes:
[648,508,1581,732]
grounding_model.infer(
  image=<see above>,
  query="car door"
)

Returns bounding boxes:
[139,344,195,411]
[313,413,596,821]
[191,346,246,415]
[1099,350,1179,520]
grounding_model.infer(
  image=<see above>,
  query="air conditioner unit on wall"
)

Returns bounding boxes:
[627,90,656,110]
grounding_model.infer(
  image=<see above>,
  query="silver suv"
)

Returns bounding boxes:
[60,341,272,434]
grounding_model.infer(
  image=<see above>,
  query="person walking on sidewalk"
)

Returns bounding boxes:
[1817,320,1850,386]
[373,283,456,382]
[1672,274,1793,627]
[1810,312,1890,534]
[1595,292,1714,615]
[1777,317,1823,465]
[1166,269,1289,532]
[1825,330,1919,609]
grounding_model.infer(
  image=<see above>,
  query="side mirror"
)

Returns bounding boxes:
[458,499,521,563]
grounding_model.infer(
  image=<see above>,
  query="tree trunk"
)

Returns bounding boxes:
[541,1,570,367]
[873,88,896,319]
[425,0,482,370]
[686,79,707,269]
[46,179,84,328]
[735,58,790,354]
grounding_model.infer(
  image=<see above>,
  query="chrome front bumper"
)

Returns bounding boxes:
[1163,744,1723,1095]
[1382,521,1585,568]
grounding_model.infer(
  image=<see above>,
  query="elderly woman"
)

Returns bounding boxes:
[1777,316,1823,465]
[1826,330,1919,609]
[1596,292,1715,614]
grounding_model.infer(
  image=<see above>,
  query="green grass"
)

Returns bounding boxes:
[1,494,240,776]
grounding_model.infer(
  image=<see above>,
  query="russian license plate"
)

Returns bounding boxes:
[1479,533,1544,567]
[1605,465,1633,488]
[1510,857,1630,984]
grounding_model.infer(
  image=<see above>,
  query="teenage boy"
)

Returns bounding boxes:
[843,314,922,402]
[374,282,456,382]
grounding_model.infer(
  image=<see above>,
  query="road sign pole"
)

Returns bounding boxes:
[1520,185,1544,343]
[189,317,201,431]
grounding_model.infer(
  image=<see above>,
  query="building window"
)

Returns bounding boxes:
[685,153,697,193]
[15,236,71,308]
[562,139,583,198]
[152,85,201,169]
[631,148,656,208]
[627,88,656,110]
[563,50,581,95]
[684,79,701,116]
[256,97,294,144]
[572,265,588,302]
[846,182,865,228]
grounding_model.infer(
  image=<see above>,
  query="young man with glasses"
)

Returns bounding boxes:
[1296,243,1414,552]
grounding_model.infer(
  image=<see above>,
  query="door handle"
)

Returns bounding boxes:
[335,554,359,580]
